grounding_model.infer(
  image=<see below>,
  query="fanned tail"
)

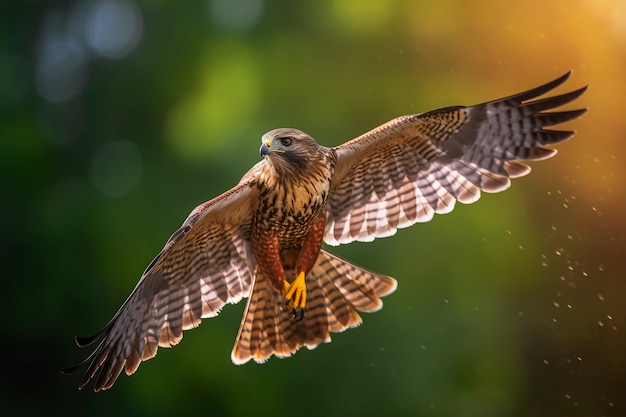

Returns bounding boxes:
[231,249,397,364]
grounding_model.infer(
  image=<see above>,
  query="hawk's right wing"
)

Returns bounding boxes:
[64,163,264,391]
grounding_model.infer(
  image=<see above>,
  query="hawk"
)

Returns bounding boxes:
[64,72,587,391]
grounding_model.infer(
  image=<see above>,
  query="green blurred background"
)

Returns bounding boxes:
[2,0,624,416]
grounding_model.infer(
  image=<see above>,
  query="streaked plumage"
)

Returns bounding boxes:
[65,72,587,391]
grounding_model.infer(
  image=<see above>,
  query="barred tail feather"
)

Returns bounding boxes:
[231,249,397,364]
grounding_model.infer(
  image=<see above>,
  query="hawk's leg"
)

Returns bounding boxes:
[283,215,326,319]
[253,232,288,292]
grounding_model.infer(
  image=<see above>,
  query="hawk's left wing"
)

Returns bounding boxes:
[324,71,587,246]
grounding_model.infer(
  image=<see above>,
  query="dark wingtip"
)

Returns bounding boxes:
[61,363,82,376]
[488,71,580,106]
[75,334,99,348]
[61,352,97,390]
[75,323,111,347]
[63,328,109,389]
[560,85,589,105]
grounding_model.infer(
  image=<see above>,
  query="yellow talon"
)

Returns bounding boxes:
[284,271,307,310]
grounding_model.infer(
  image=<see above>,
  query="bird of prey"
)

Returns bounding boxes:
[64,72,587,391]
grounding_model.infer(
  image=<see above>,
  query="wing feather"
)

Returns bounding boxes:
[325,71,587,245]
[65,169,261,391]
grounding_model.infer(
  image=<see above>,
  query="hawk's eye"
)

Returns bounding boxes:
[280,137,293,147]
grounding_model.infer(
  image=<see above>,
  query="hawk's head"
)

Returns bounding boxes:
[260,128,324,171]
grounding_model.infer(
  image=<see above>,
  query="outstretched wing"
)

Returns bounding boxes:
[324,71,587,245]
[65,167,262,391]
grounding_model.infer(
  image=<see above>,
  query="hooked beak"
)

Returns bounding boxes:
[260,141,271,158]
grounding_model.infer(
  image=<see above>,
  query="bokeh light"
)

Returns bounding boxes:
[207,0,264,32]
[35,0,142,103]
[166,40,260,160]
[91,140,143,197]
[82,0,143,59]
[35,10,87,103]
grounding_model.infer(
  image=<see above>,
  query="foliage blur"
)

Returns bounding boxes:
[1,0,624,416]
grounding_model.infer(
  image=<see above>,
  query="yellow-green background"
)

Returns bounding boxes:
[2,0,624,416]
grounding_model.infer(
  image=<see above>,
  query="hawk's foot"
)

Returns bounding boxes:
[283,271,307,321]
